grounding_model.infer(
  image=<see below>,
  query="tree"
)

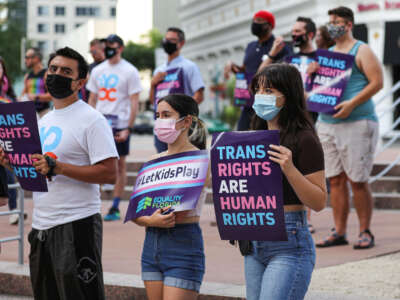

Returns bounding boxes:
[122,28,163,72]
[0,0,26,81]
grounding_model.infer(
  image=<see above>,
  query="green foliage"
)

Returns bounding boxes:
[122,28,163,71]
[0,0,26,81]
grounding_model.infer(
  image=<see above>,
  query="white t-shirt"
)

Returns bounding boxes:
[32,100,119,230]
[86,59,142,129]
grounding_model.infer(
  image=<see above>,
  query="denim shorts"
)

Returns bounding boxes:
[245,211,316,300]
[141,223,205,292]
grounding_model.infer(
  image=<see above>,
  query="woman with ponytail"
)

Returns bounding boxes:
[133,94,208,300]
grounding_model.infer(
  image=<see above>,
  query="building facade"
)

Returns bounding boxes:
[179,0,400,136]
[27,0,117,58]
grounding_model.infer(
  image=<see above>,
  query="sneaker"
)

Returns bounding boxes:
[9,210,28,225]
[102,184,114,192]
[104,207,120,221]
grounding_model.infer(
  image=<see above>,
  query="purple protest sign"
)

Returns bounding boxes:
[234,72,254,107]
[307,49,355,114]
[210,131,287,241]
[0,102,47,192]
[154,68,185,116]
[103,114,118,135]
[285,53,317,92]
[124,150,209,222]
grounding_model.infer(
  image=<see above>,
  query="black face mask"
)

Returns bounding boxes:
[105,47,118,59]
[251,22,269,37]
[162,39,178,55]
[292,34,308,47]
[46,74,76,99]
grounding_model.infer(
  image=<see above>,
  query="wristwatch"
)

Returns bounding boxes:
[45,155,57,180]
[267,53,278,61]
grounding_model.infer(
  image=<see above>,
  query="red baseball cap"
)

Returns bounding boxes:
[253,10,275,29]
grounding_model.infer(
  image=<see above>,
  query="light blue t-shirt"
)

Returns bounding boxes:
[153,56,205,97]
[319,41,378,124]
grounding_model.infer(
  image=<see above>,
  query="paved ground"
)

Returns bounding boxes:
[1,134,400,299]
[1,201,400,285]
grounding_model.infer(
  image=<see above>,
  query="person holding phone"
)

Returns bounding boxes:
[226,10,291,131]
[130,94,208,300]
[244,63,326,300]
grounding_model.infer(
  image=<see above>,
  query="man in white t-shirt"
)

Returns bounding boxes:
[87,34,142,221]
[0,47,118,299]
[150,27,205,153]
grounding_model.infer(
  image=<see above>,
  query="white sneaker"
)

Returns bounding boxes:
[9,210,18,225]
[9,210,28,225]
[101,184,114,192]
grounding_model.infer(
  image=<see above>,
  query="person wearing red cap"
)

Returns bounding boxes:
[227,10,292,131]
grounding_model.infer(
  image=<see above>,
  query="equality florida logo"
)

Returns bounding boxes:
[136,194,184,213]
[136,196,152,213]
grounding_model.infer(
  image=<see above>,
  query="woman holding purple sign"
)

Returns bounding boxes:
[243,63,327,300]
[130,94,208,300]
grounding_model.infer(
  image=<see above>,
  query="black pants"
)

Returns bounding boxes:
[28,214,105,300]
[237,106,254,131]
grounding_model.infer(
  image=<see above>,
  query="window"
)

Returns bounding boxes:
[110,7,116,17]
[37,23,49,33]
[75,23,83,28]
[37,41,48,53]
[37,6,49,16]
[54,24,65,34]
[55,6,65,16]
[75,6,100,16]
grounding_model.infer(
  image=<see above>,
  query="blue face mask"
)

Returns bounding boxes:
[252,93,283,121]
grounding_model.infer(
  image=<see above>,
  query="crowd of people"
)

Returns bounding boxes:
[0,4,384,300]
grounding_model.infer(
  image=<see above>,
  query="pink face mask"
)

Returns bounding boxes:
[154,117,185,144]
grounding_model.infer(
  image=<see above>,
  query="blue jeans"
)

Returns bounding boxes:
[141,223,205,292]
[244,211,315,300]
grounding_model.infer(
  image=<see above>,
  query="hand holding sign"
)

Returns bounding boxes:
[211,131,287,241]
[307,49,355,114]
[0,147,10,168]
[0,102,47,191]
[32,154,50,176]
[149,207,176,228]
[306,61,320,76]
[267,144,294,174]
[333,99,356,119]
[124,150,209,222]
[151,71,167,87]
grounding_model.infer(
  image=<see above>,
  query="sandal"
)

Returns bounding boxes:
[308,223,316,234]
[353,229,375,250]
[316,228,349,248]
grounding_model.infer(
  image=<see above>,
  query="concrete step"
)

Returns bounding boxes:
[0,261,245,300]
[370,176,400,193]
[126,160,144,172]
[372,192,400,209]
[371,163,400,176]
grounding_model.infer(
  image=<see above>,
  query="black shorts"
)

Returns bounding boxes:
[28,214,105,300]
[115,129,131,157]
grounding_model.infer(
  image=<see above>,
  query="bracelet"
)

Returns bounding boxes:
[268,53,278,61]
